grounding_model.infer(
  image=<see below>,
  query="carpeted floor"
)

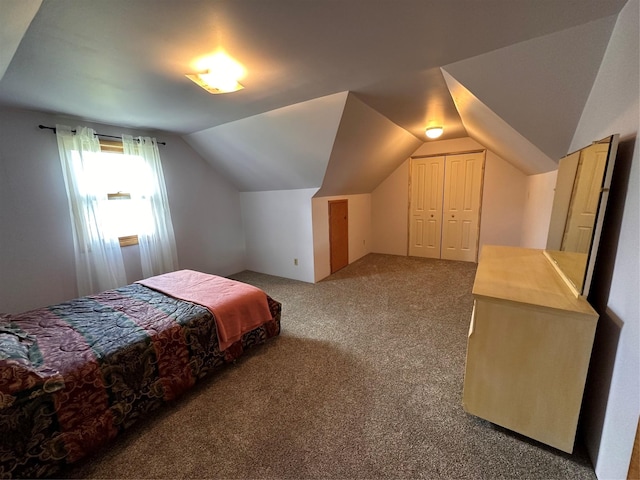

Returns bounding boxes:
[62,253,596,479]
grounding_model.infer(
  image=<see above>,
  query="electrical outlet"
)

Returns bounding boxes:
[294,258,298,266]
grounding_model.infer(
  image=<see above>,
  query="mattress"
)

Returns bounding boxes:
[0,280,281,478]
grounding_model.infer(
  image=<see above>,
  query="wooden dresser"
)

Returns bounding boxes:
[462,245,598,453]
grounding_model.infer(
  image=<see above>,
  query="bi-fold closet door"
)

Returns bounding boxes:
[409,152,485,262]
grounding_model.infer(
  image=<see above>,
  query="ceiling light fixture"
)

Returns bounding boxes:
[186,52,245,94]
[425,126,444,139]
[186,72,244,94]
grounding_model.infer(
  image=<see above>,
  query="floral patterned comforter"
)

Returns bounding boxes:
[0,282,281,478]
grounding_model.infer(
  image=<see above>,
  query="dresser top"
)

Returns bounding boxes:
[473,245,597,316]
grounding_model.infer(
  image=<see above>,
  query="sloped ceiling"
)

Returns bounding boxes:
[442,15,618,166]
[184,92,348,191]
[315,93,422,197]
[442,70,558,175]
[0,0,41,80]
[185,91,421,194]
[0,0,628,190]
[188,16,620,190]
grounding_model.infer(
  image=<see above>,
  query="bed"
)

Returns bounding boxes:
[0,270,282,478]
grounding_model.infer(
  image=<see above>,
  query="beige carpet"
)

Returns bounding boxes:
[62,254,596,479]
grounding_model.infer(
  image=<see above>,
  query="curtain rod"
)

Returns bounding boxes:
[38,125,166,146]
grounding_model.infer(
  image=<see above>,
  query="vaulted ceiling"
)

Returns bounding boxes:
[0,0,627,191]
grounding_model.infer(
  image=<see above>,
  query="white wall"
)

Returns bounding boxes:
[0,109,77,311]
[239,190,372,285]
[312,194,372,281]
[479,150,528,248]
[568,1,639,478]
[240,189,317,283]
[162,136,246,279]
[0,107,246,313]
[371,137,528,257]
[520,170,558,248]
[371,160,410,255]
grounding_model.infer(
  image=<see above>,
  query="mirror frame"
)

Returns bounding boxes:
[546,134,619,297]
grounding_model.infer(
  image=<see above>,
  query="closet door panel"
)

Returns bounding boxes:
[442,153,484,262]
[409,156,444,258]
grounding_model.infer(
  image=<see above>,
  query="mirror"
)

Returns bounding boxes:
[545,134,619,297]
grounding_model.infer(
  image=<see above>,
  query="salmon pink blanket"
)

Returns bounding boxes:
[137,270,273,351]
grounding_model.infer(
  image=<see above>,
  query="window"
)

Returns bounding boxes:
[74,140,155,247]
[106,192,138,247]
[100,140,153,247]
[56,124,178,295]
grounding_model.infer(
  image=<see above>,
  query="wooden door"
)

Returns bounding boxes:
[329,199,348,274]
[441,152,485,262]
[409,156,445,258]
[562,142,609,253]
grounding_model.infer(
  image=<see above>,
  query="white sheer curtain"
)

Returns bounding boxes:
[56,125,127,296]
[122,134,178,278]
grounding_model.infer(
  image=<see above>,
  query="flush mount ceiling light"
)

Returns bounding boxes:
[425,126,444,139]
[186,72,244,94]
[186,52,245,94]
